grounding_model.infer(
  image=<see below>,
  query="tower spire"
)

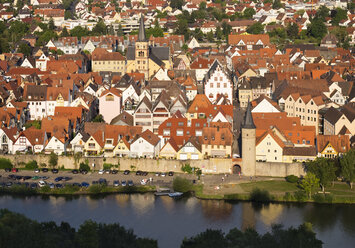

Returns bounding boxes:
[138,14,146,42]
[243,99,255,129]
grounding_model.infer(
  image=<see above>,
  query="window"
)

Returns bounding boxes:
[106,94,114,101]
[163,129,170,136]
[178,122,184,126]
[106,139,113,144]
[210,83,213,88]
[166,122,172,127]
[274,150,277,153]
[2,135,7,143]
[176,130,183,136]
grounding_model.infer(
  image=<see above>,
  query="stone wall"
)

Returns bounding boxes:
[1,155,305,177]
[1,155,233,174]
[255,162,305,177]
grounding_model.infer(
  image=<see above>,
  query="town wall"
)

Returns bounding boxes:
[1,155,305,177]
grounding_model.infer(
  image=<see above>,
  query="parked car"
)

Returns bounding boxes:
[80,169,88,175]
[98,169,104,175]
[81,182,90,188]
[4,168,11,172]
[6,182,13,187]
[168,171,174,176]
[23,176,32,181]
[123,170,130,175]
[11,168,18,173]
[38,181,46,188]
[112,170,118,174]
[51,169,58,174]
[34,168,40,173]
[63,177,71,181]
[30,183,37,189]
[49,183,55,189]
[113,180,120,187]
[72,169,78,174]
[121,180,127,186]
[136,170,142,176]
[41,168,48,172]
[128,180,134,186]
[98,178,107,185]
[54,177,63,182]
[155,172,160,177]
[142,171,148,176]
[161,172,166,177]
[105,169,111,174]
[55,184,63,188]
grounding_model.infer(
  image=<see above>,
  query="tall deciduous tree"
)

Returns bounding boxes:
[341,149,355,189]
[286,23,299,39]
[246,22,264,34]
[307,18,327,40]
[305,157,336,193]
[299,173,320,199]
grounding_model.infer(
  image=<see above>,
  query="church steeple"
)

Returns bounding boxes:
[138,14,146,42]
[243,99,256,129]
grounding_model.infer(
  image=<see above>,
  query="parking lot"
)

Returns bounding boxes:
[0,169,192,188]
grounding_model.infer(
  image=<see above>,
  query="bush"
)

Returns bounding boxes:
[283,192,295,201]
[312,193,333,203]
[40,163,47,168]
[249,188,271,202]
[286,175,299,183]
[181,164,193,174]
[25,160,38,170]
[88,184,106,194]
[0,158,13,169]
[173,177,193,193]
[49,152,58,167]
[293,190,307,202]
[103,163,113,170]
[79,162,90,171]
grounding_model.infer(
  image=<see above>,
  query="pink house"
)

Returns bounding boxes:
[99,88,122,123]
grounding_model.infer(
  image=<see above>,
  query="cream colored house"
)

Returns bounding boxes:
[92,48,126,75]
[177,137,203,160]
[159,138,179,159]
[256,130,284,162]
[83,131,103,156]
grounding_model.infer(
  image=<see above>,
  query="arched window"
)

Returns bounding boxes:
[139,51,144,57]
[105,94,114,101]
[2,135,7,143]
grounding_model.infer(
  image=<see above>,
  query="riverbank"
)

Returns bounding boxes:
[0,184,156,196]
[194,180,355,204]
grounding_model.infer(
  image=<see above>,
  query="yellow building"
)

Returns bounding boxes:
[317,135,350,158]
[177,137,203,160]
[92,48,126,75]
[126,15,172,80]
[83,131,103,156]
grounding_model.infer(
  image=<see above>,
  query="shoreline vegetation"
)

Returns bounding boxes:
[0,209,323,248]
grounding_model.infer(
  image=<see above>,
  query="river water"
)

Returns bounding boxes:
[0,194,354,248]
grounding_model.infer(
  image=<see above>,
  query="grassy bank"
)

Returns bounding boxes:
[0,184,156,196]
[194,180,355,204]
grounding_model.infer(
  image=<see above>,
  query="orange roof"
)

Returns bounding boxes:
[317,135,350,154]
[228,34,270,46]
[100,88,122,97]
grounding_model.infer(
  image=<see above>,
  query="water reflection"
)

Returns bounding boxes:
[303,204,339,231]
[200,199,233,221]
[259,204,284,226]
[130,194,155,216]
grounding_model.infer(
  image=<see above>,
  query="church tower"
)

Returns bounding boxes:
[135,14,149,79]
[241,100,256,176]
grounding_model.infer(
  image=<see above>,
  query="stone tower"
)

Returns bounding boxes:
[241,100,256,176]
[135,14,149,79]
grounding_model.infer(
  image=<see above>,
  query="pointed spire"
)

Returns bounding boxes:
[138,14,146,42]
[243,99,256,129]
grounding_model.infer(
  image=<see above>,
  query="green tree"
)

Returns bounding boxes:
[64,10,73,20]
[48,18,55,30]
[181,229,228,248]
[36,30,57,46]
[341,149,355,189]
[25,160,38,170]
[49,152,58,167]
[18,42,31,56]
[199,1,206,10]
[246,22,264,34]
[61,27,70,37]
[70,26,89,39]
[92,20,107,35]
[307,18,327,40]
[221,21,232,39]
[272,0,282,9]
[207,31,214,42]
[306,157,336,193]
[315,5,330,21]
[286,23,299,39]
[79,162,90,172]
[0,158,13,169]
[331,26,350,49]
[75,220,99,248]
[92,114,104,123]
[170,0,184,10]
[331,7,347,26]
[243,8,256,19]
[117,23,124,36]
[215,26,223,40]
[299,173,320,199]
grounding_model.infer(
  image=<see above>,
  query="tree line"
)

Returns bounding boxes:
[0,209,323,248]
[300,149,355,199]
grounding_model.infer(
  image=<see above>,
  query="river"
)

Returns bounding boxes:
[0,194,354,248]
